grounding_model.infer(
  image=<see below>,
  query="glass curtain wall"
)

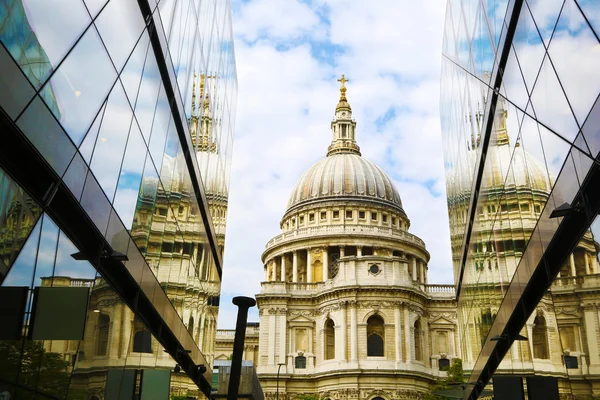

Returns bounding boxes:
[0,0,237,398]
[441,0,600,398]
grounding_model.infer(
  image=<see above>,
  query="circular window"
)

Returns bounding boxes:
[369,264,380,275]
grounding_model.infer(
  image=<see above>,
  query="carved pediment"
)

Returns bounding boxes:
[429,316,455,326]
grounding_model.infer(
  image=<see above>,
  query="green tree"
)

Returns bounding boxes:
[424,358,466,400]
[0,340,71,399]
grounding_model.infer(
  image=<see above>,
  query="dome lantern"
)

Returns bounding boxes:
[328,75,361,156]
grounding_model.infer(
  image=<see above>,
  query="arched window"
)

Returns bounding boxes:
[95,314,110,356]
[367,315,384,356]
[133,330,153,353]
[188,316,195,335]
[414,319,423,361]
[324,318,335,360]
[532,315,549,359]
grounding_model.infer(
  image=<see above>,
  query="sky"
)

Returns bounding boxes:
[217,0,451,329]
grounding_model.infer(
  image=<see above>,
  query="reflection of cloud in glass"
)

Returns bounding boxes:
[41,26,117,145]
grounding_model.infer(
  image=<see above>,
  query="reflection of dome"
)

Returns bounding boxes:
[483,143,551,193]
[286,154,404,213]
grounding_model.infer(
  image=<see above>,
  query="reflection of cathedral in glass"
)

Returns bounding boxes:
[0,0,237,398]
[441,14,600,391]
[453,96,600,380]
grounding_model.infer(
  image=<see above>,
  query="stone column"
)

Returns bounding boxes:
[419,262,425,284]
[307,249,313,283]
[357,246,362,258]
[198,313,206,353]
[293,251,298,283]
[412,257,418,281]
[592,255,599,274]
[264,265,268,281]
[340,246,345,258]
[110,304,122,358]
[279,311,287,364]
[585,253,591,275]
[339,303,347,361]
[121,307,132,356]
[395,304,402,363]
[271,259,277,281]
[526,324,534,360]
[323,247,328,281]
[281,254,286,282]
[584,304,600,372]
[268,311,276,365]
[350,302,358,361]
[404,306,411,362]
[423,314,430,366]
[570,253,576,277]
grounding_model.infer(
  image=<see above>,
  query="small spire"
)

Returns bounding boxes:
[191,73,197,115]
[337,74,349,101]
[328,75,360,156]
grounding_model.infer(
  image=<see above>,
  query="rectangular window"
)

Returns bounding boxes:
[346,210,353,219]
[534,204,541,213]
[333,210,339,219]
[320,211,326,220]
[359,211,366,219]
[371,212,377,221]
[392,217,397,226]
[341,124,347,137]
[309,213,314,222]
[501,204,508,212]
[520,203,530,212]
[382,214,387,222]
[299,215,304,224]
[161,242,174,253]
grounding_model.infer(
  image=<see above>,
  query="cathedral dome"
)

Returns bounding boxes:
[286,153,404,213]
[285,75,405,216]
[483,142,551,193]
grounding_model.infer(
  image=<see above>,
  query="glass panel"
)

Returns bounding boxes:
[0,42,35,119]
[16,96,76,176]
[134,50,162,142]
[1,210,42,287]
[120,31,152,107]
[0,167,43,281]
[527,0,564,47]
[94,0,146,72]
[0,0,91,88]
[62,152,89,201]
[576,0,600,40]
[547,0,600,126]
[113,121,148,230]
[40,25,117,146]
[89,82,133,200]
[529,54,579,143]
[80,171,112,235]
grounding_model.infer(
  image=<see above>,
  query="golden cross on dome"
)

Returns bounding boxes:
[337,74,349,88]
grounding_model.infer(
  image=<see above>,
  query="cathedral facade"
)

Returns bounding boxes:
[254,79,457,400]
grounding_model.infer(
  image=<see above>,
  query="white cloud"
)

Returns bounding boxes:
[219,1,452,328]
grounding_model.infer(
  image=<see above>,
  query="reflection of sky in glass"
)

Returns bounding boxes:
[0,0,60,114]
[2,215,41,286]
[41,25,117,145]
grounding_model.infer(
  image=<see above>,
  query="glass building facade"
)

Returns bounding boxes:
[441,0,600,399]
[0,0,237,398]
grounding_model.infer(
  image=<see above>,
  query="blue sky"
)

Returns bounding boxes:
[218,0,451,328]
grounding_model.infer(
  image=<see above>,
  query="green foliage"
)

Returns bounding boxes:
[0,340,71,399]
[424,358,466,400]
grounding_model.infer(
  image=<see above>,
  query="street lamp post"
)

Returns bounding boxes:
[276,362,286,400]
